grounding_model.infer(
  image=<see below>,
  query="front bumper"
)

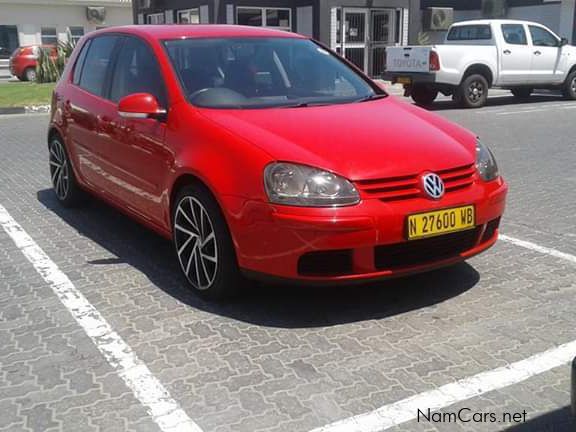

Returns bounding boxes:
[224,178,507,282]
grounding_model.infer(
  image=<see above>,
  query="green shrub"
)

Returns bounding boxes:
[35,35,77,83]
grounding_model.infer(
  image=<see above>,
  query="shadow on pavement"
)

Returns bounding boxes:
[504,406,575,432]
[425,93,569,112]
[38,189,480,329]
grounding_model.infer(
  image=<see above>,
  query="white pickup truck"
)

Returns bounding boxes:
[385,19,576,108]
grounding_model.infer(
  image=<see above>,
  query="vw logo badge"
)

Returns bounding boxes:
[422,173,445,199]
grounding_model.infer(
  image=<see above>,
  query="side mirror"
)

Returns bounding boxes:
[560,37,569,47]
[118,93,166,120]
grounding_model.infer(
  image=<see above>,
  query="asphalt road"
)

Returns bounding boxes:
[0,91,575,432]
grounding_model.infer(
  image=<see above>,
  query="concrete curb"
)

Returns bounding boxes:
[0,105,50,115]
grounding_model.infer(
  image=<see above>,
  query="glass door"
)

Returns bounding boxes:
[370,10,395,78]
[342,9,368,72]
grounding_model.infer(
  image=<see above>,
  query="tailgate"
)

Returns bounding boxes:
[386,46,431,73]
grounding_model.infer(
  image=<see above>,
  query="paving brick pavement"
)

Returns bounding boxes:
[0,104,574,432]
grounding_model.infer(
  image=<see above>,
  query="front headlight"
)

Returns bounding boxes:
[264,162,360,207]
[476,140,499,181]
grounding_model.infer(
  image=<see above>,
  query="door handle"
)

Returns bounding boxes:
[534,50,542,56]
[503,50,511,55]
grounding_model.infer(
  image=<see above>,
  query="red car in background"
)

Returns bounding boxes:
[48,25,507,300]
[10,45,57,81]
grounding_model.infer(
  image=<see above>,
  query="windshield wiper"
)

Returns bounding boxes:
[356,93,388,103]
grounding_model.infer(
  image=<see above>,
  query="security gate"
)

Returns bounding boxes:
[370,10,395,77]
[342,9,368,71]
[339,8,397,77]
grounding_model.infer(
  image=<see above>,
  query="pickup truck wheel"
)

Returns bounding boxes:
[562,71,576,100]
[456,74,489,108]
[511,88,533,99]
[411,85,438,106]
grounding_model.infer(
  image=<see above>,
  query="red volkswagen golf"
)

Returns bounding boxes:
[48,25,507,299]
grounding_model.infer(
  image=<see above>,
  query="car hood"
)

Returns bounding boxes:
[200,97,477,180]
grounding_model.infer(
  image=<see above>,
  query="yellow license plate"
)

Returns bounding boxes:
[407,206,475,240]
[396,77,412,85]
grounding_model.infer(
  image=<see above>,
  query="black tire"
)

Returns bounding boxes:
[411,85,438,106]
[49,136,86,207]
[172,184,244,301]
[510,87,533,99]
[562,70,576,100]
[23,67,36,82]
[455,74,489,108]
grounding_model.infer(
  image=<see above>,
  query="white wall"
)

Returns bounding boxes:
[0,3,132,46]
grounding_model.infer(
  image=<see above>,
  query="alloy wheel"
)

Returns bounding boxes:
[467,81,484,103]
[49,140,70,200]
[571,77,576,94]
[174,196,218,290]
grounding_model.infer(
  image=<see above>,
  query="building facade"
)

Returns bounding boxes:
[0,0,133,57]
[418,0,576,44]
[132,0,420,77]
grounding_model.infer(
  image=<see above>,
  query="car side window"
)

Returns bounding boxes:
[78,36,119,97]
[72,40,91,85]
[529,26,559,47]
[110,36,167,108]
[501,24,527,45]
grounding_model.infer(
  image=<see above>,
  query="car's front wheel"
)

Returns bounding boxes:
[172,184,244,301]
[562,70,576,100]
[49,136,85,207]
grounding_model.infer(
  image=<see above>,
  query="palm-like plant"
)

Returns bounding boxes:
[35,32,77,83]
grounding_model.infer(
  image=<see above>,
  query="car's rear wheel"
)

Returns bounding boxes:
[411,85,438,106]
[49,136,85,207]
[455,74,489,108]
[510,87,533,99]
[23,67,36,82]
[172,184,244,301]
[562,70,576,100]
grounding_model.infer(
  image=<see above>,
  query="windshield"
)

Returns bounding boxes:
[163,37,381,109]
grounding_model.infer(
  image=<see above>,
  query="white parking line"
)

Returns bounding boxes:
[500,234,576,264]
[0,204,203,432]
[311,339,576,432]
[312,235,576,432]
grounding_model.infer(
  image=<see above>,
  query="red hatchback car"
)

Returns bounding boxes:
[48,25,507,299]
[10,45,58,81]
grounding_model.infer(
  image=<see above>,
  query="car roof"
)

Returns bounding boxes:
[451,19,547,27]
[92,24,307,40]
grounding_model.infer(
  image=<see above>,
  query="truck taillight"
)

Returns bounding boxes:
[429,51,440,71]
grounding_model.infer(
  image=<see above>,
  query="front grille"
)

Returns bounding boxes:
[374,227,481,270]
[298,249,353,276]
[355,163,476,202]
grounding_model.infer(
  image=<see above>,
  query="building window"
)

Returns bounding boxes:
[177,9,200,24]
[146,13,165,25]
[41,27,58,45]
[236,7,291,31]
[68,27,85,44]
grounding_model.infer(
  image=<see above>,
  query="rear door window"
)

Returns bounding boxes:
[447,25,492,41]
[501,24,528,45]
[78,35,119,97]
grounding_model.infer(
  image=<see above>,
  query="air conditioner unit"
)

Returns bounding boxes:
[482,0,507,18]
[86,7,106,24]
[423,8,454,31]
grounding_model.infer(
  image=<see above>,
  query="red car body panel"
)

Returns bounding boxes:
[49,25,508,283]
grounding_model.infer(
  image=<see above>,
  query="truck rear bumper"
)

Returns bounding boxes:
[383,72,438,85]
